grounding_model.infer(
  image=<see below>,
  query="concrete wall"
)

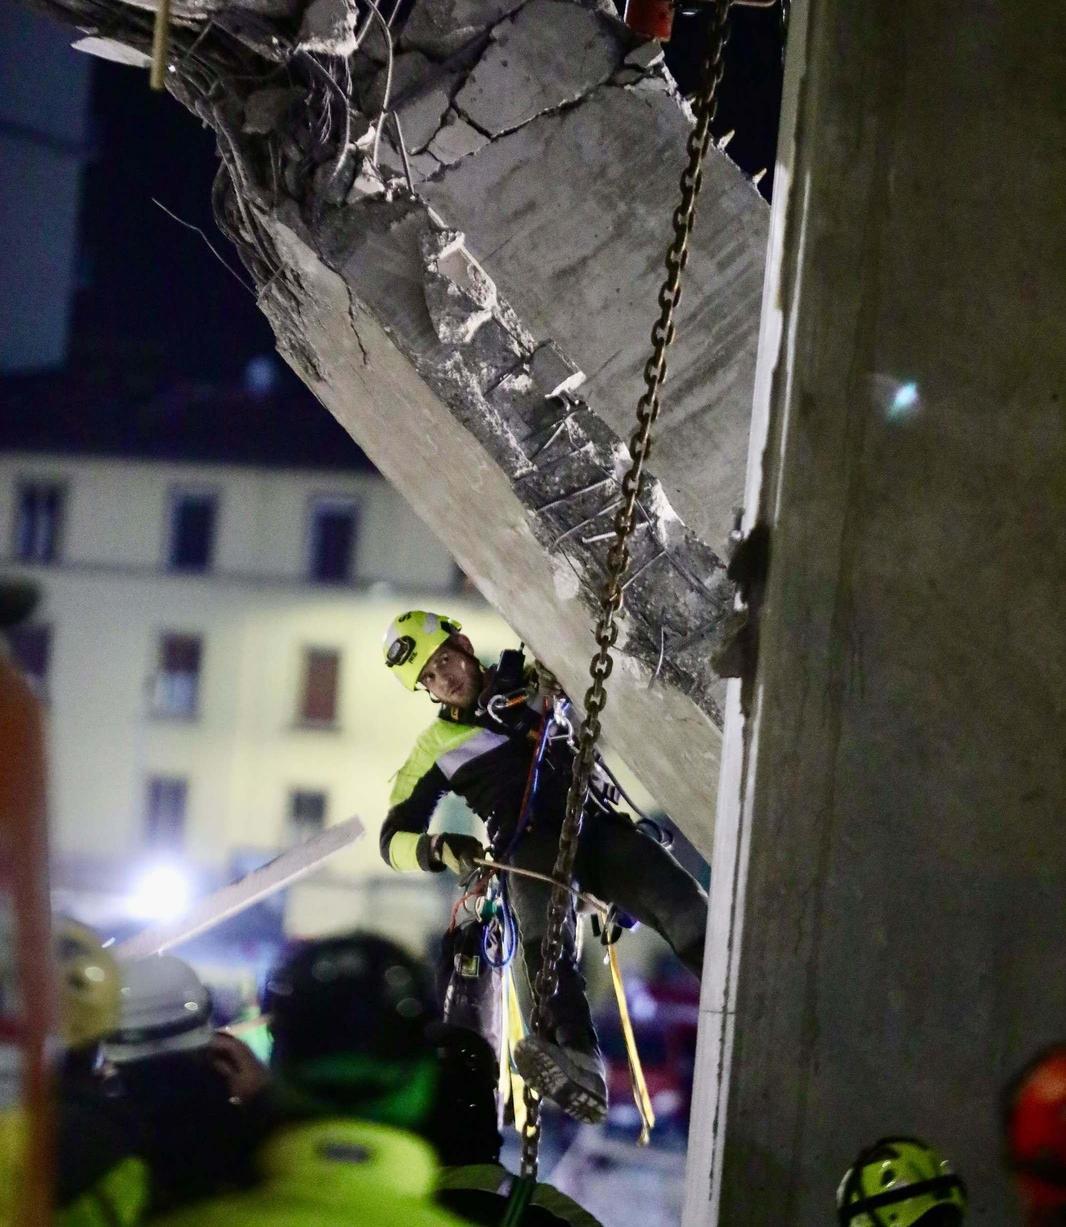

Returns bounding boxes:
[686,2,1066,1223]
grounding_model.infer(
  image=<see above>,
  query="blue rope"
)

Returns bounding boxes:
[481,875,518,969]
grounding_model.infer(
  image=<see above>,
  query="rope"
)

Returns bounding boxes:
[477,858,655,1150]
[607,944,655,1146]
[472,858,608,917]
[517,0,733,1180]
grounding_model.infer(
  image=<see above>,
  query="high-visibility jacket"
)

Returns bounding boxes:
[380,696,564,872]
[0,1109,149,1227]
[149,1118,473,1227]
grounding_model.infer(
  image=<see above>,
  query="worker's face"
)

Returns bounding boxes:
[419,635,482,708]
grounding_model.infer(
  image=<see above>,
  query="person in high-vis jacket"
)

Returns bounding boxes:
[379,610,708,1125]
[256,930,600,1227]
[0,920,150,1227]
[147,932,473,1227]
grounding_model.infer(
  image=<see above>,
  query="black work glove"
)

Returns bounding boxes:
[421,833,485,875]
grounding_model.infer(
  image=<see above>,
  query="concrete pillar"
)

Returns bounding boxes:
[684,2,1066,1223]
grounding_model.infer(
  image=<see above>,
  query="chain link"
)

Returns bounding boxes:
[518,0,733,1180]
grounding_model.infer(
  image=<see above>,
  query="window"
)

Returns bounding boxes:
[298,648,340,726]
[14,481,65,563]
[152,633,203,718]
[287,790,327,844]
[145,776,187,849]
[167,491,217,573]
[7,624,51,699]
[308,497,358,584]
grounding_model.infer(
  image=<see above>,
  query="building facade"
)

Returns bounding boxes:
[0,450,512,956]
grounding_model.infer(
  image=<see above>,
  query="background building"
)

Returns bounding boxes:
[0,443,517,967]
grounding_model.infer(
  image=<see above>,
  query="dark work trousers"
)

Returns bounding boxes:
[505,805,707,1054]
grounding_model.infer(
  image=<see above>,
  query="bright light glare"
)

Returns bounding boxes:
[128,864,191,922]
[889,381,920,417]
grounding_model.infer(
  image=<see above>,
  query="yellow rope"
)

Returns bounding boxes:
[607,944,655,1145]
[502,967,531,1133]
[476,859,655,1144]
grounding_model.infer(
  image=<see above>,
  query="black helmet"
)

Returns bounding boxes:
[264,931,434,1072]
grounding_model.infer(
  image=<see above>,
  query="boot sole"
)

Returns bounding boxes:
[514,1039,608,1125]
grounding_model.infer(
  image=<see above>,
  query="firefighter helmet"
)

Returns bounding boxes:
[382,610,462,691]
[1003,1045,1066,1209]
[837,1137,967,1226]
[264,932,436,1126]
[102,955,214,1064]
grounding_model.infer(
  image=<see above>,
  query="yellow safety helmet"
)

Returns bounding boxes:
[837,1137,967,1226]
[382,610,462,691]
[54,918,121,1050]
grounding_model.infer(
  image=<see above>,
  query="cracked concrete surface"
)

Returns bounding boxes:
[453,0,626,136]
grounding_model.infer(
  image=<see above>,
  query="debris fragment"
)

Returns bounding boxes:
[297,0,360,56]
[427,114,489,165]
[530,342,585,399]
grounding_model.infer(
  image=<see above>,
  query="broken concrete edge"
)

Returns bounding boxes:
[257,211,724,856]
[269,180,733,718]
[34,0,743,851]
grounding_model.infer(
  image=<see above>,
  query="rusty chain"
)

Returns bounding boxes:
[518,0,733,1180]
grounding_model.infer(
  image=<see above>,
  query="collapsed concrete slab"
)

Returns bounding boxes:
[29,0,768,856]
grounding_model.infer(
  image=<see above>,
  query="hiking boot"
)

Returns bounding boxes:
[513,1035,608,1124]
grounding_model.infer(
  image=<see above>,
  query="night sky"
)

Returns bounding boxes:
[5,3,785,462]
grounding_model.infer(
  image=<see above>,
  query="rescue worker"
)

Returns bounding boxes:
[0,919,149,1227]
[101,954,268,1214]
[1003,1046,1066,1225]
[261,929,602,1227]
[150,931,471,1227]
[836,1136,967,1226]
[51,921,150,1225]
[379,610,709,1123]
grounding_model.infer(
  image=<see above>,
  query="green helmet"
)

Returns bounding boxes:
[837,1137,967,1226]
[382,610,462,691]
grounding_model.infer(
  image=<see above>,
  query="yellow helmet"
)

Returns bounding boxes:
[54,919,121,1050]
[837,1137,967,1226]
[382,611,462,691]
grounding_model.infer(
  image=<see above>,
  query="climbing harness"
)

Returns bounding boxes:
[469,857,658,1155]
[515,0,733,1181]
